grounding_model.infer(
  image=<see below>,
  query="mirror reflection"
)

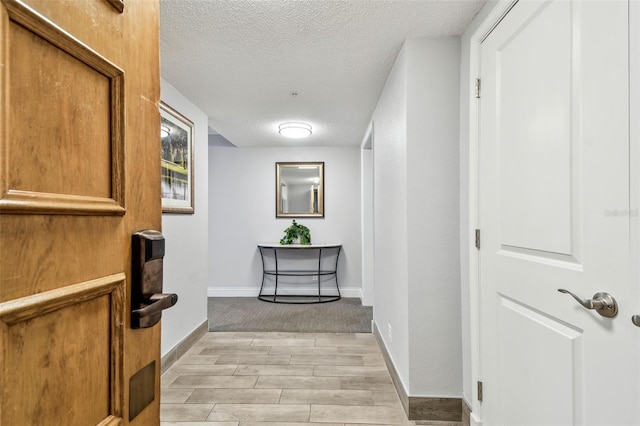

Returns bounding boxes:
[276,162,324,218]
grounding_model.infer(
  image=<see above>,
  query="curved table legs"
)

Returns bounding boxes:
[257,245,341,304]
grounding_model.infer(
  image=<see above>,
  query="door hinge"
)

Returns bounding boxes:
[475,78,481,99]
[477,381,483,401]
[475,229,481,249]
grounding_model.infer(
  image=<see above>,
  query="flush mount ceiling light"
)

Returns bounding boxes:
[161,125,170,138]
[278,122,312,139]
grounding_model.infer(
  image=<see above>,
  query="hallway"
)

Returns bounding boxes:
[160,332,459,425]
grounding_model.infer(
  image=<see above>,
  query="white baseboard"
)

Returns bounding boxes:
[471,412,483,426]
[208,286,363,300]
[208,286,259,297]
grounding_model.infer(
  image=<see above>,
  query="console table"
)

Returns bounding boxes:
[257,243,342,304]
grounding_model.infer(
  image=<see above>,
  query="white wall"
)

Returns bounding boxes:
[372,43,410,389]
[160,79,209,356]
[208,146,362,297]
[371,36,461,397]
[405,37,461,396]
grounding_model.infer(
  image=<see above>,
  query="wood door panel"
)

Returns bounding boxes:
[1,0,162,423]
[0,275,125,425]
[1,0,125,215]
[0,216,124,302]
[10,20,112,197]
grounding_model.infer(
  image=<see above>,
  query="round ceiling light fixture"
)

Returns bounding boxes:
[161,125,170,138]
[278,122,312,139]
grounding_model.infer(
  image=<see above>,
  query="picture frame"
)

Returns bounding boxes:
[276,162,324,218]
[160,101,195,214]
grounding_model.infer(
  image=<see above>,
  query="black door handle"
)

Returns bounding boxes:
[131,230,178,329]
[131,293,178,329]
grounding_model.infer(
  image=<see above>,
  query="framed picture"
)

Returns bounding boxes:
[160,101,195,214]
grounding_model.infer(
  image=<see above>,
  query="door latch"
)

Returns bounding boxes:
[131,230,178,328]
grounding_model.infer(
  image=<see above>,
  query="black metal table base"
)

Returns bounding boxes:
[257,244,342,304]
[258,294,341,304]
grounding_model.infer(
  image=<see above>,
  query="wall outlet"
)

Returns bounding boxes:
[388,324,392,344]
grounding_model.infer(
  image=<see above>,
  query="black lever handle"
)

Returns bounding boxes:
[131,293,178,328]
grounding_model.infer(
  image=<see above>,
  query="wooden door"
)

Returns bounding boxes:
[0,0,162,424]
[479,0,639,424]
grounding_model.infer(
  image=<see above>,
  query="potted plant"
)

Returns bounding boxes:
[280,220,312,245]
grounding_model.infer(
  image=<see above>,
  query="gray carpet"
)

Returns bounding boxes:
[208,297,373,333]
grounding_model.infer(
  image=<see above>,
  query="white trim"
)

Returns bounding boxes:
[361,121,373,150]
[360,121,375,307]
[208,286,363,300]
[208,286,259,298]
[630,7,640,424]
[466,1,519,423]
[470,412,484,426]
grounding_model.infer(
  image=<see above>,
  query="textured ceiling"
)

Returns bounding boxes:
[160,0,485,147]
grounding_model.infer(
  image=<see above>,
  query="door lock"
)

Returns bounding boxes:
[557,289,618,318]
[131,230,178,328]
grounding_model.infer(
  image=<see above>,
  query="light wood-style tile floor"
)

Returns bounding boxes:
[161,332,461,426]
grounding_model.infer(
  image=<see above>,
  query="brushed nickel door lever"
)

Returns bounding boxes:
[557,289,618,318]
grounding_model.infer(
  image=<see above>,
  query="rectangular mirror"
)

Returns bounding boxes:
[276,162,324,218]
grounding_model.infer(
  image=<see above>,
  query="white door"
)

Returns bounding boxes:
[479,1,639,425]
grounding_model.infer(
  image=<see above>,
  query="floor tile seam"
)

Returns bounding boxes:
[300,362,368,367]
[181,388,197,404]
[163,374,179,387]
[234,365,316,375]
[204,402,216,422]
[212,359,243,368]
[279,392,383,407]
[184,401,287,406]
[313,372,392,378]
[171,366,239,373]
[289,355,367,365]
[212,402,313,408]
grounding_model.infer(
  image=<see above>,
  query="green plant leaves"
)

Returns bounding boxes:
[280,219,312,245]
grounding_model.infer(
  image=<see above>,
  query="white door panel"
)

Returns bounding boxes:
[498,0,573,256]
[498,296,583,426]
[479,1,638,425]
